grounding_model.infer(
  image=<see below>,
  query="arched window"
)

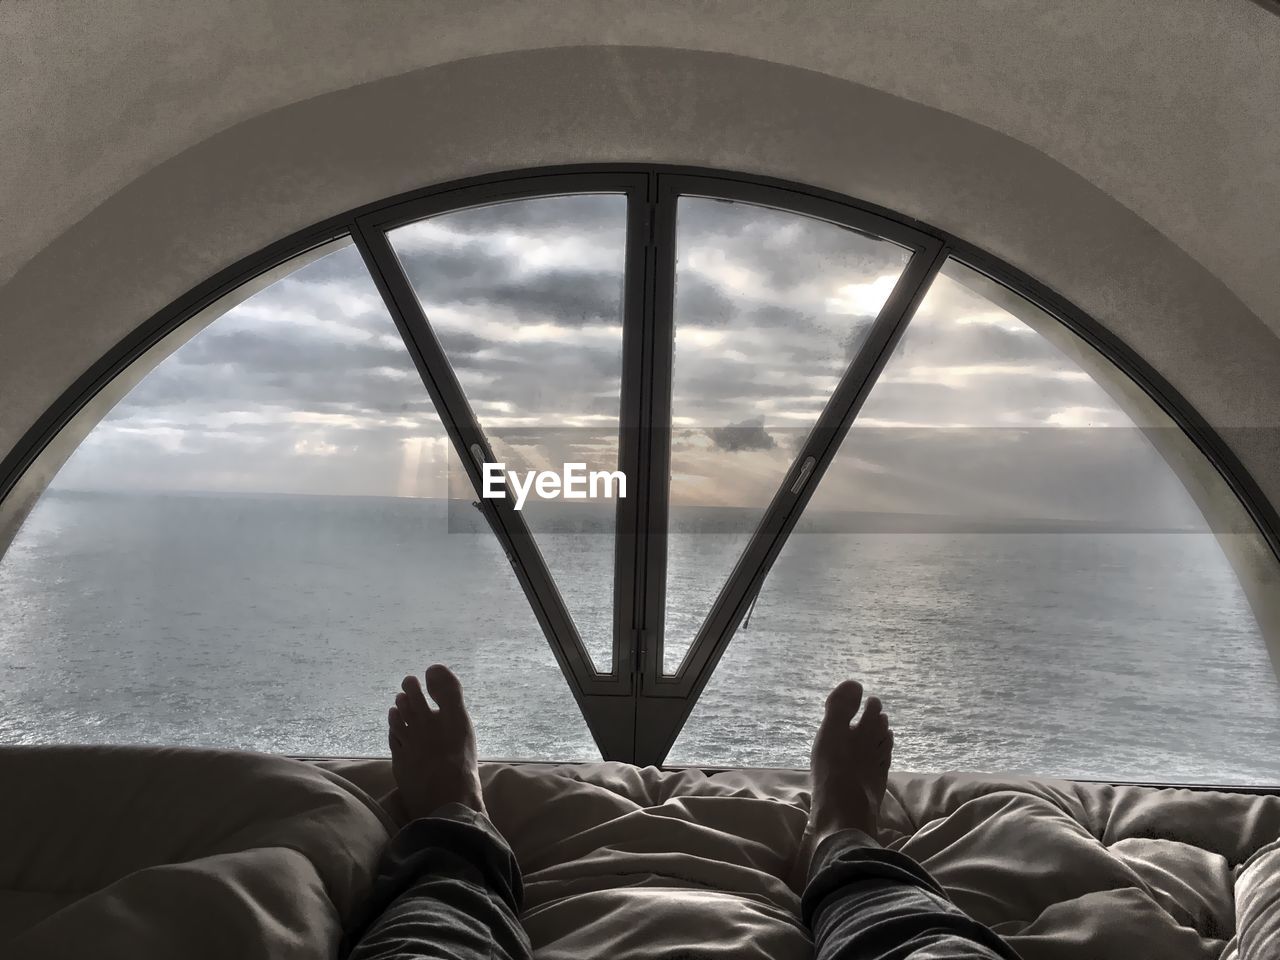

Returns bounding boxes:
[2,169,1277,784]
[666,259,1279,782]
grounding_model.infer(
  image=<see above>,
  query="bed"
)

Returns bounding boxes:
[2,745,1277,958]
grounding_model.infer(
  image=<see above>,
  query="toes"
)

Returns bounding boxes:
[823,680,863,725]
[400,674,432,719]
[873,725,895,768]
[387,706,407,744]
[854,697,886,731]
[852,696,891,749]
[425,664,465,711]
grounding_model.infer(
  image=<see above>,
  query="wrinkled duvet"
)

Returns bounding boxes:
[2,745,1278,958]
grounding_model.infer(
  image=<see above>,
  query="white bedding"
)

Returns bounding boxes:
[3,745,1278,959]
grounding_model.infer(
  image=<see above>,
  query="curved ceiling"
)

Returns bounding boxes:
[1,1,1278,518]
[5,0,1277,318]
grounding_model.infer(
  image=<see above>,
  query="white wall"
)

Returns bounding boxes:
[2,40,1277,526]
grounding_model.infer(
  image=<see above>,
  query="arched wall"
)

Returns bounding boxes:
[1,45,1278,541]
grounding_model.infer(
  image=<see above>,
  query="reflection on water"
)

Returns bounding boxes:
[2,490,1278,784]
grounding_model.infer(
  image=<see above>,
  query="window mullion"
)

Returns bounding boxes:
[350,218,632,759]
[625,180,680,761]
[640,182,679,678]
[636,240,948,766]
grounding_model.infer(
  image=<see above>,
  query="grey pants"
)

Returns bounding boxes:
[345,803,1020,960]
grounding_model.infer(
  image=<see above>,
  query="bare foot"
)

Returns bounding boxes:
[386,664,486,820]
[793,680,894,883]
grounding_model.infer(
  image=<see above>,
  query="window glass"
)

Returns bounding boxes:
[388,195,628,673]
[0,241,599,760]
[668,259,1280,783]
[664,197,911,672]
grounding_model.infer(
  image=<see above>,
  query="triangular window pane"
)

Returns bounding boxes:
[663,197,911,672]
[668,259,1280,783]
[387,195,628,673]
[0,241,599,760]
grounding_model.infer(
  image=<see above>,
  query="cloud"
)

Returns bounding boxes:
[401,194,625,235]
[676,274,739,325]
[677,196,910,297]
[799,424,1205,529]
[405,248,625,328]
[706,418,778,453]
[39,192,1204,536]
[842,318,875,360]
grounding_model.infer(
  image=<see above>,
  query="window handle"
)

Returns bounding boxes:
[470,489,515,565]
[790,456,817,494]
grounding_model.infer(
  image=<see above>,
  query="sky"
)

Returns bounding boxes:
[49,192,1207,531]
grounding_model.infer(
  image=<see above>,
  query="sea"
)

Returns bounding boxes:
[2,489,1279,786]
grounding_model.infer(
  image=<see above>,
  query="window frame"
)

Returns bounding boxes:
[2,164,1277,775]
[631,175,944,764]
[354,172,647,760]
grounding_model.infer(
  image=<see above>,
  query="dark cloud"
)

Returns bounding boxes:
[588,394,622,416]
[396,195,627,329]
[675,275,738,325]
[398,249,497,316]
[744,305,874,360]
[707,418,777,453]
[749,304,807,328]
[179,328,408,375]
[406,249,625,328]
[430,329,488,357]
[112,357,430,421]
[485,270,623,326]
[443,338,622,424]
[422,194,626,235]
[842,317,876,360]
[43,192,1202,538]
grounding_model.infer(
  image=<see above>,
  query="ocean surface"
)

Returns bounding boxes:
[3,489,1280,785]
